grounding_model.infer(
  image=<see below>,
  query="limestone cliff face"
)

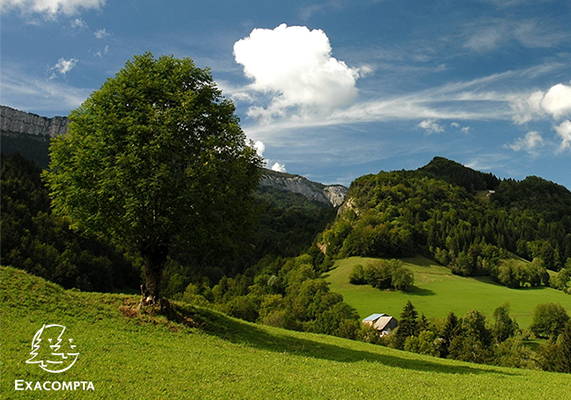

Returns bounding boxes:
[260,169,348,207]
[1,105,68,138]
[0,105,349,206]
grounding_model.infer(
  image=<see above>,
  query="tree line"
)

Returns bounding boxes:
[372,300,571,373]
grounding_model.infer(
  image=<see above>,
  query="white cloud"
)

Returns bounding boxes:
[542,84,571,120]
[70,18,87,29]
[49,57,78,78]
[270,162,287,173]
[93,45,109,58]
[451,122,471,133]
[511,82,571,123]
[554,120,571,152]
[511,90,545,124]
[505,131,544,153]
[94,28,110,39]
[1,0,105,17]
[253,140,265,157]
[234,24,360,123]
[418,119,445,134]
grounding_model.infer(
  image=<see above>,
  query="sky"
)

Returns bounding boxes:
[2,0,571,189]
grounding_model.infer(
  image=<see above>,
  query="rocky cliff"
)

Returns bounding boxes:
[1,105,68,138]
[260,169,348,207]
[0,105,349,206]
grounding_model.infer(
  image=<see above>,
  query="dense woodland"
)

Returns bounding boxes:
[1,153,335,292]
[322,157,571,291]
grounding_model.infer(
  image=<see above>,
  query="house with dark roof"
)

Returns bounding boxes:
[362,313,398,335]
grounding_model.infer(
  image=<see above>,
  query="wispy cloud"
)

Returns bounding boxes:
[1,64,91,114]
[1,0,106,17]
[463,18,569,52]
[94,28,110,39]
[418,119,445,134]
[505,130,544,155]
[297,0,345,20]
[70,18,87,29]
[240,61,569,139]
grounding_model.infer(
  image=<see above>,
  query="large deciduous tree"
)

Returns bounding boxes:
[44,53,262,309]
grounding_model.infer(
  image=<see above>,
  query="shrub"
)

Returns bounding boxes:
[530,302,570,339]
[349,264,366,284]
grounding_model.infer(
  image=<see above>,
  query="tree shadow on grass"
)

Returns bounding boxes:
[172,303,513,377]
[406,286,436,296]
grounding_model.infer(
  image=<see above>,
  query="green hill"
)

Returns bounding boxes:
[321,157,571,281]
[2,266,570,399]
[326,256,571,329]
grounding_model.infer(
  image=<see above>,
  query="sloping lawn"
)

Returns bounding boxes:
[2,266,570,399]
[326,256,571,328]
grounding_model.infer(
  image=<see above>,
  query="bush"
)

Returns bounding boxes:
[349,264,366,284]
[493,258,549,288]
[551,268,570,291]
[530,302,570,339]
[353,259,415,291]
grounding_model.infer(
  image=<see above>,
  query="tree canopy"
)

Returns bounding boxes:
[43,53,262,307]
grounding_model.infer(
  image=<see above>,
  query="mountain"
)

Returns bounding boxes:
[0,105,68,168]
[0,105,348,207]
[322,158,571,282]
[260,169,347,207]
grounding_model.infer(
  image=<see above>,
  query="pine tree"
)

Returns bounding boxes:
[440,311,459,358]
[395,300,418,349]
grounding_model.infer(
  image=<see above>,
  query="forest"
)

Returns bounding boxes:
[322,157,571,291]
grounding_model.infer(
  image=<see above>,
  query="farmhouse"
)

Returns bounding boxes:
[362,313,398,335]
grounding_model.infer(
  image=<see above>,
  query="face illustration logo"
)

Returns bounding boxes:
[26,324,79,373]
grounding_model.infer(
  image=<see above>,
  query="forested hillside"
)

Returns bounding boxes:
[0,153,140,291]
[322,157,571,289]
[0,153,338,293]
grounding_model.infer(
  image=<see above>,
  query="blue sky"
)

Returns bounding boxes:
[2,0,571,188]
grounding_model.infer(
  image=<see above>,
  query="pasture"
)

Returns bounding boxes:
[326,256,571,329]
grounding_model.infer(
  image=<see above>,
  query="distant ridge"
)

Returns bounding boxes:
[260,169,348,207]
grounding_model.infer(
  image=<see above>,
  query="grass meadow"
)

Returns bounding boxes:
[2,265,571,399]
[325,256,571,329]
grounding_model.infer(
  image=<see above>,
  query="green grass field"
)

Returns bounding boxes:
[2,266,571,399]
[325,256,571,329]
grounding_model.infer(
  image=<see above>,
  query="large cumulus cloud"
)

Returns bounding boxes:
[233,24,361,123]
[511,82,571,152]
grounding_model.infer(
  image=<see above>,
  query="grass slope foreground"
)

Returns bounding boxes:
[2,266,571,399]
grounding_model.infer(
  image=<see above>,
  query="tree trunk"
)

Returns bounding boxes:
[140,240,169,310]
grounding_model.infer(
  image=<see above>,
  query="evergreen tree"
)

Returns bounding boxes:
[439,311,460,358]
[395,300,418,349]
